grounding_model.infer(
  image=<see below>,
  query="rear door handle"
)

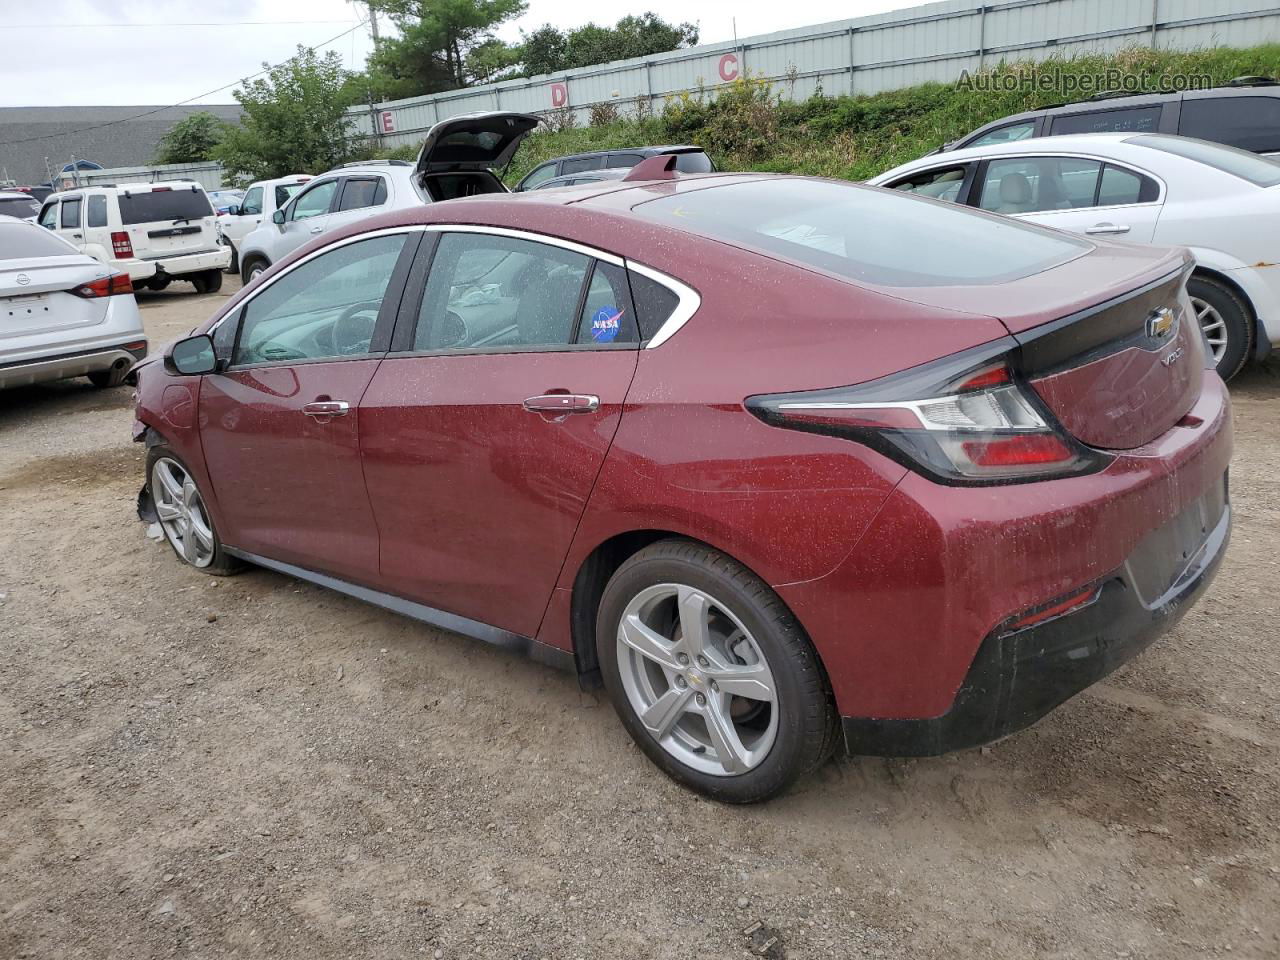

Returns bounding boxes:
[302,400,350,419]
[1085,223,1130,235]
[522,393,599,415]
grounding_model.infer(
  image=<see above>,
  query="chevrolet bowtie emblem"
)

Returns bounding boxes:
[1147,306,1176,340]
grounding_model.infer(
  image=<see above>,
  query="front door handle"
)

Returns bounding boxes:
[1085,222,1130,235]
[302,400,350,420]
[522,393,599,416]
[309,225,323,234]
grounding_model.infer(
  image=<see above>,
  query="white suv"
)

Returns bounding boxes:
[237,112,539,283]
[38,181,231,294]
[216,174,312,273]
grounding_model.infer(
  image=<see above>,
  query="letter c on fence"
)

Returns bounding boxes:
[719,54,739,82]
[551,82,568,107]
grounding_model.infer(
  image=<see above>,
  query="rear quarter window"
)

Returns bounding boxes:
[1178,96,1280,153]
[634,179,1090,288]
[117,188,213,225]
[628,271,681,340]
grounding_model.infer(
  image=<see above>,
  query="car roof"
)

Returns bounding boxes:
[881,132,1152,171]
[542,144,704,164]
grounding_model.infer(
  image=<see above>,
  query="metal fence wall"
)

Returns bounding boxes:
[347,0,1280,148]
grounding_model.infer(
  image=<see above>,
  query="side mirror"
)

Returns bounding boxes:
[272,209,286,226]
[166,334,218,376]
[227,204,240,216]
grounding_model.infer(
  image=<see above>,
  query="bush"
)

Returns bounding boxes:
[588,100,621,126]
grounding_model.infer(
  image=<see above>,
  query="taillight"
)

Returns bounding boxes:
[745,342,1113,485]
[111,231,133,258]
[70,273,133,298]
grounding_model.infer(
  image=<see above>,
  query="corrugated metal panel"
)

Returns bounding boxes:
[348,0,1280,144]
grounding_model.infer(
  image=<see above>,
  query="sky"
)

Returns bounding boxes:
[0,0,916,107]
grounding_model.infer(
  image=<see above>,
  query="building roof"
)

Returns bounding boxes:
[0,104,241,185]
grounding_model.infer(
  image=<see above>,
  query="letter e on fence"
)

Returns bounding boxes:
[719,54,739,82]
[551,82,568,107]
[380,111,396,134]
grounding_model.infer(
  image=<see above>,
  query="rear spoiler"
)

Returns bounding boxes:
[622,147,705,183]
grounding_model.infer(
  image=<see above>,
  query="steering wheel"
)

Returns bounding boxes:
[331,301,381,356]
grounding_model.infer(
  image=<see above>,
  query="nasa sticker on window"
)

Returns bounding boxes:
[591,305,623,343]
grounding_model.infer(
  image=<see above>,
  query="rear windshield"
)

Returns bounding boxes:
[0,196,40,219]
[118,188,213,225]
[0,221,75,259]
[634,179,1089,287]
[1127,134,1280,186]
[276,183,306,207]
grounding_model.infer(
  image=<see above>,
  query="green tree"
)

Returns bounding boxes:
[154,111,229,164]
[213,47,354,184]
[366,0,527,97]
[520,13,698,76]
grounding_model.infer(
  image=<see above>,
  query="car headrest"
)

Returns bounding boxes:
[999,172,1032,204]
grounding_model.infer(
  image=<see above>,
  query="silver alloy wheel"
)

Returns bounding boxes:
[616,583,779,776]
[152,457,216,568]
[1191,295,1227,364]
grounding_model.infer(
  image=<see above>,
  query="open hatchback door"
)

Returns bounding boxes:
[414,112,542,202]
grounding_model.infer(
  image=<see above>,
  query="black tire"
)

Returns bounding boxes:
[241,257,269,285]
[145,447,243,577]
[87,364,128,388]
[596,538,839,803]
[191,269,223,295]
[1188,274,1253,381]
[223,240,239,274]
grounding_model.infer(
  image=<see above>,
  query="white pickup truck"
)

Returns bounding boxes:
[216,174,312,273]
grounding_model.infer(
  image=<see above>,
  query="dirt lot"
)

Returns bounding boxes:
[2,277,1278,960]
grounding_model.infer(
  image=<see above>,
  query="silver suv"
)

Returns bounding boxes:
[237,111,539,284]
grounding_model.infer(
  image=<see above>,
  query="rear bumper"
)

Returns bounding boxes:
[0,340,148,389]
[119,247,231,282]
[842,489,1230,756]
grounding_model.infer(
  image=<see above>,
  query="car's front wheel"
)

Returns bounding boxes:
[147,451,242,576]
[241,257,269,285]
[596,539,838,803]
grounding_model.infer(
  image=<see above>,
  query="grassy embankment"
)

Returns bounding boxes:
[370,44,1280,182]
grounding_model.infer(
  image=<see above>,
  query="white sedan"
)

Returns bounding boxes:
[0,216,146,390]
[868,132,1280,379]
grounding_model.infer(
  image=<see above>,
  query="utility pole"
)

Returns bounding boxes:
[367,2,380,44]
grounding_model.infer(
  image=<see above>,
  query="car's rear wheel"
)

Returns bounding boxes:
[1188,275,1252,381]
[191,269,223,295]
[147,451,242,576]
[596,539,838,803]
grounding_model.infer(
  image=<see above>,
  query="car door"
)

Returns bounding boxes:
[275,177,339,258]
[197,229,419,584]
[57,195,86,252]
[226,184,264,246]
[325,175,388,233]
[973,155,1162,243]
[359,228,642,637]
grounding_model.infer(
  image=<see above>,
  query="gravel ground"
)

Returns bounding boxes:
[2,278,1279,960]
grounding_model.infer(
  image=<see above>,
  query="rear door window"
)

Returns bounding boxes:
[337,177,387,211]
[519,163,558,190]
[605,153,645,168]
[978,157,1101,213]
[118,189,213,225]
[1178,96,1280,153]
[86,195,108,227]
[1048,106,1161,135]
[575,262,638,345]
[673,152,714,173]
[413,232,591,351]
[60,197,82,229]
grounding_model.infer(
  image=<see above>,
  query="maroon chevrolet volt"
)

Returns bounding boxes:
[131,166,1231,802]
